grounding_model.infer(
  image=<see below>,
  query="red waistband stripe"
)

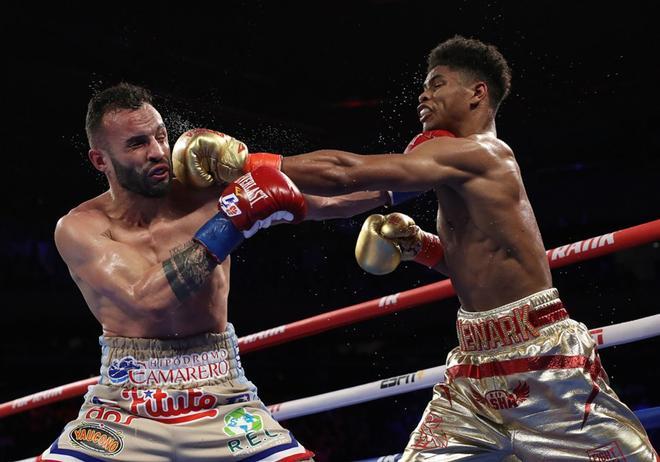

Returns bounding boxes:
[447,354,590,380]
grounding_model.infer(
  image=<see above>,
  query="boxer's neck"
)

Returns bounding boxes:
[107,185,168,226]
[453,111,497,138]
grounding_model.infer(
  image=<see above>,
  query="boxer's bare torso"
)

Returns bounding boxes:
[282,133,551,312]
[432,134,551,311]
[56,101,388,340]
[280,64,552,312]
[55,182,230,338]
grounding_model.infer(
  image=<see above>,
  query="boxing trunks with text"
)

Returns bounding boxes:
[39,323,313,461]
[402,288,658,461]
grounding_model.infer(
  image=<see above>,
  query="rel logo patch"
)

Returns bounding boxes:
[223,407,263,436]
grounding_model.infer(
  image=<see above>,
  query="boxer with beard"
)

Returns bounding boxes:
[40,83,390,461]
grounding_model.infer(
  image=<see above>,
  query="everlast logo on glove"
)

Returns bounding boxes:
[235,173,269,206]
[219,172,269,217]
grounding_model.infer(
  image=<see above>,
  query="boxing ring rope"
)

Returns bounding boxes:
[1,219,658,420]
[17,314,660,462]
[264,313,660,421]
[263,313,660,462]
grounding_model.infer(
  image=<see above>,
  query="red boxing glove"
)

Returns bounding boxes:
[218,166,307,237]
[194,167,306,262]
[403,129,456,154]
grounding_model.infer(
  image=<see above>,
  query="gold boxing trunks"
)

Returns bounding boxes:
[402,288,658,461]
[38,323,314,461]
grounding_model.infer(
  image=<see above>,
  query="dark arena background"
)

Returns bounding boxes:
[1,1,658,460]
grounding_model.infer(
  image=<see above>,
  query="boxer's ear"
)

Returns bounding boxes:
[469,81,488,109]
[89,148,108,173]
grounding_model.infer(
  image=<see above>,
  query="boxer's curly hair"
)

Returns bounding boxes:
[427,36,512,111]
[85,82,153,148]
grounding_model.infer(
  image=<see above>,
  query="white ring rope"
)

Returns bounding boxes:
[268,313,660,421]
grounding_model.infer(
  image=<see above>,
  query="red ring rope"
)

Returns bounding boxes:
[1,219,657,419]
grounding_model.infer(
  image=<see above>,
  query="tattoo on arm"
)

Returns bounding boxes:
[162,241,217,301]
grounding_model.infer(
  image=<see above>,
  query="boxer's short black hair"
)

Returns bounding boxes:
[85,82,153,147]
[427,36,512,110]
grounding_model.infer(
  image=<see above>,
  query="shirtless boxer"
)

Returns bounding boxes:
[41,83,388,461]
[176,36,658,460]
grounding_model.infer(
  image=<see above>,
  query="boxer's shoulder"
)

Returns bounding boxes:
[422,136,500,174]
[61,195,110,227]
[467,134,514,159]
[55,195,112,252]
[441,135,514,177]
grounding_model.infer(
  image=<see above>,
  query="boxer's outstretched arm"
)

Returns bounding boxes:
[55,212,216,315]
[281,137,490,196]
[304,191,389,221]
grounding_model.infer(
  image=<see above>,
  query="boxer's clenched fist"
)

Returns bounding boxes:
[355,212,444,275]
[194,167,307,263]
[172,129,282,186]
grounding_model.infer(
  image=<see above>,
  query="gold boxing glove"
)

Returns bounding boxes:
[171,128,282,187]
[355,212,444,275]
